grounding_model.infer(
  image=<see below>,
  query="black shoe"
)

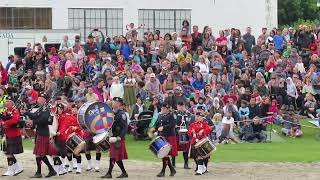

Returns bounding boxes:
[184,163,191,169]
[116,173,128,178]
[45,170,57,178]
[195,172,202,175]
[30,172,42,178]
[101,174,112,178]
[156,171,165,177]
[169,169,176,177]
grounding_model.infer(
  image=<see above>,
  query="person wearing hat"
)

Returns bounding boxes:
[56,103,84,174]
[25,92,57,178]
[154,102,176,177]
[187,112,211,175]
[0,99,24,176]
[102,97,128,178]
[172,101,194,169]
[145,73,161,98]
[84,34,98,56]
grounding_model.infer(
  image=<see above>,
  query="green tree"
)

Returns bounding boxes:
[278,0,319,26]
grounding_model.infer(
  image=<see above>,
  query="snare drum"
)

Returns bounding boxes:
[149,136,171,158]
[178,129,189,144]
[93,131,110,151]
[194,137,216,159]
[66,133,86,155]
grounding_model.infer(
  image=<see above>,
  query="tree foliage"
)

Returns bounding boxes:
[278,0,319,26]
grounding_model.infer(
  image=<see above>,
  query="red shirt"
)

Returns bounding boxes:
[188,121,211,145]
[57,113,83,140]
[2,108,21,138]
[67,67,80,76]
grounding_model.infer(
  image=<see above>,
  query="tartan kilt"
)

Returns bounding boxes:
[176,135,190,152]
[165,136,178,157]
[84,136,96,152]
[110,140,128,161]
[4,136,24,155]
[33,135,57,156]
[54,139,68,157]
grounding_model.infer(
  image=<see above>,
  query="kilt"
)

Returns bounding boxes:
[110,140,128,161]
[4,136,24,155]
[176,135,190,152]
[84,136,96,151]
[165,136,178,157]
[33,135,57,156]
[55,139,68,157]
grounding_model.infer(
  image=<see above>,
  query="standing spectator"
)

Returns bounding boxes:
[123,71,137,112]
[110,76,124,99]
[191,25,202,52]
[119,36,131,61]
[273,29,286,52]
[59,35,72,50]
[258,28,268,43]
[242,27,256,55]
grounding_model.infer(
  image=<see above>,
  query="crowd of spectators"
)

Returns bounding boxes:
[1,21,320,142]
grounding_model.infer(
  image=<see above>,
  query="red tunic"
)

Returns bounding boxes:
[1,108,21,138]
[187,121,211,145]
[57,113,83,140]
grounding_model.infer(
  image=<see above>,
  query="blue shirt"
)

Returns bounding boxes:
[120,43,131,61]
[273,35,286,50]
[192,80,205,91]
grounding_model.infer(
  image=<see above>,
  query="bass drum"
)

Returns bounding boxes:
[78,101,114,134]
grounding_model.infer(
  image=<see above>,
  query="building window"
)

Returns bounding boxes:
[138,9,191,37]
[0,7,52,29]
[68,8,123,41]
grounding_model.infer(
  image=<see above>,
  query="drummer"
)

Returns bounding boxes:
[188,112,212,175]
[57,103,83,174]
[53,103,68,176]
[154,102,177,177]
[196,105,214,171]
[101,97,128,178]
[172,101,194,169]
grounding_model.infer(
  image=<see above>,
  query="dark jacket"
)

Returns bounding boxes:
[155,112,176,137]
[27,106,52,136]
[111,109,128,139]
[191,32,202,51]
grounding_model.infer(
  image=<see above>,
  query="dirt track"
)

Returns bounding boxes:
[0,150,320,180]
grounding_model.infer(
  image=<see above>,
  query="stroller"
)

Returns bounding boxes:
[130,111,153,140]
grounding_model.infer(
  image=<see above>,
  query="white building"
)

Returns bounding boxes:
[0,0,278,39]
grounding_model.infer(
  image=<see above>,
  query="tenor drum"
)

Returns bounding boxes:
[194,137,216,159]
[178,129,189,144]
[149,136,171,158]
[78,102,114,134]
[66,133,86,155]
[93,131,110,151]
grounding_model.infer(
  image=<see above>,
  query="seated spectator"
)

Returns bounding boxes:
[252,117,267,142]
[239,119,255,142]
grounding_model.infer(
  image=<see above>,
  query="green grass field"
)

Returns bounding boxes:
[23,120,320,163]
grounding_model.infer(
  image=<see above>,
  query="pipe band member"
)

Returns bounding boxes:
[101,97,128,179]
[172,101,194,169]
[0,99,24,176]
[25,92,57,178]
[188,112,211,175]
[154,102,177,177]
